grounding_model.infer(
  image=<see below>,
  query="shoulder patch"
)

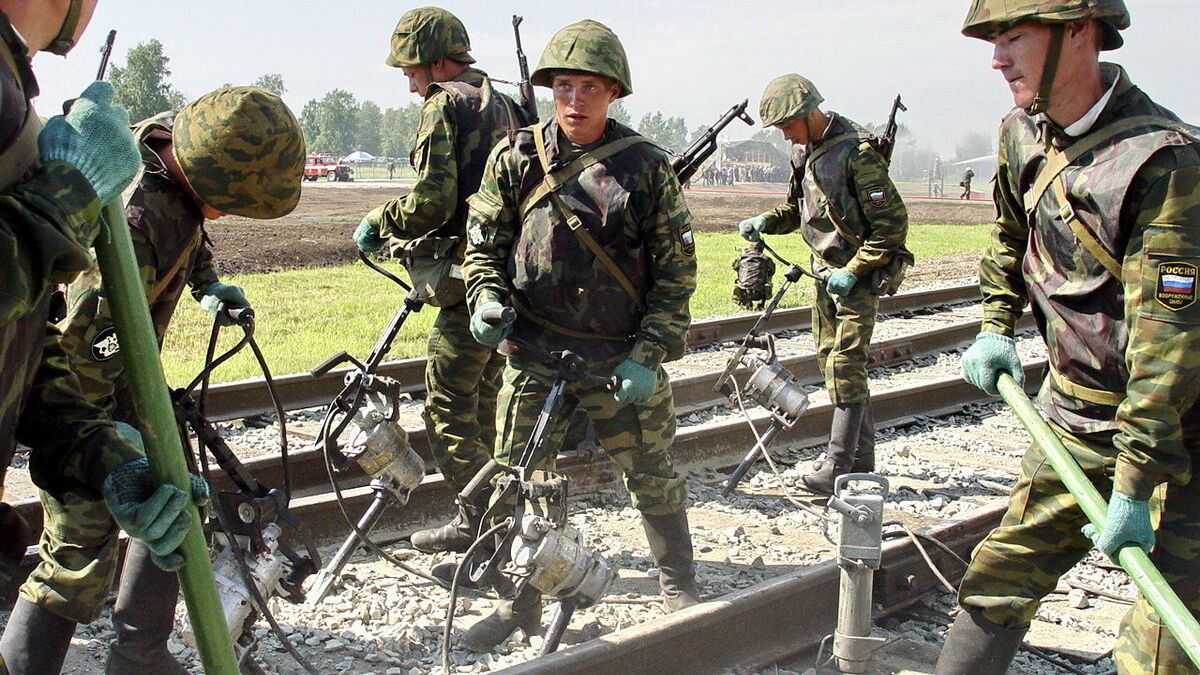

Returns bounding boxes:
[91,326,121,361]
[678,223,695,257]
[866,185,888,207]
[1156,262,1197,311]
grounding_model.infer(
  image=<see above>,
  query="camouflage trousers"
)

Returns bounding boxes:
[20,489,119,624]
[958,422,1200,674]
[493,360,688,515]
[425,302,505,491]
[813,280,879,404]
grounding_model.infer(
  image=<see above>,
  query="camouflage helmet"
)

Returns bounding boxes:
[386,7,475,68]
[962,0,1130,50]
[172,86,305,220]
[530,20,632,98]
[759,74,824,128]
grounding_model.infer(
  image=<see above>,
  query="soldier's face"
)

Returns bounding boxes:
[991,22,1051,110]
[402,65,433,97]
[552,73,620,145]
[778,116,810,146]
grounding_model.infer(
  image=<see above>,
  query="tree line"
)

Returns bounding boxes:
[105,39,993,177]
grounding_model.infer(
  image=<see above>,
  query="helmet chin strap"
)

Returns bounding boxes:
[45,0,82,56]
[1028,23,1065,117]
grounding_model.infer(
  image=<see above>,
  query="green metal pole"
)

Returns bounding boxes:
[93,201,239,673]
[997,373,1200,668]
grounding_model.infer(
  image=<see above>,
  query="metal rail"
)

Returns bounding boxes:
[200,284,980,421]
[7,311,1033,540]
[497,502,1010,674]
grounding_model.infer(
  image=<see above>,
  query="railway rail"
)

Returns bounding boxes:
[5,283,1091,675]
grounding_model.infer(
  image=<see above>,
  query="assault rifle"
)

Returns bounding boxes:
[672,99,754,184]
[96,30,116,80]
[876,94,907,164]
[512,15,538,122]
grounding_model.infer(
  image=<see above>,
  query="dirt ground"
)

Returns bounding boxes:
[209,181,995,275]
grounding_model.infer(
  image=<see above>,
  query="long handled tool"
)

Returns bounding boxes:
[996,373,1200,668]
[95,202,238,672]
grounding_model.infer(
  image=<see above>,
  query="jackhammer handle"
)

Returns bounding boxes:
[218,303,254,326]
[310,350,351,378]
[461,459,506,502]
[481,305,516,324]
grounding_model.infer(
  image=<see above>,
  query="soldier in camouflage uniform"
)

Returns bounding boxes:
[2,87,304,675]
[739,74,912,496]
[0,3,204,673]
[352,7,525,556]
[959,167,975,199]
[938,2,1200,674]
[458,19,700,652]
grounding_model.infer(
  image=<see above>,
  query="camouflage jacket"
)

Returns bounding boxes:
[759,113,910,285]
[463,118,697,370]
[979,64,1200,499]
[366,68,520,247]
[59,112,218,422]
[0,13,141,504]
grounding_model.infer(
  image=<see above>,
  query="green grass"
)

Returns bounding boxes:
[160,225,990,385]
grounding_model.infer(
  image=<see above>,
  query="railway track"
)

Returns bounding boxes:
[8,283,1090,675]
[7,301,1029,543]
[198,284,980,422]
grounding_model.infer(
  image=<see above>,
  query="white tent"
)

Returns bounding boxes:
[343,150,376,162]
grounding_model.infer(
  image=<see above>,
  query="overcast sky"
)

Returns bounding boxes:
[31,0,1199,156]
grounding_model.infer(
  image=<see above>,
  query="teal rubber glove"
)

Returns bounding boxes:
[37,81,140,206]
[613,358,657,404]
[738,215,767,242]
[354,218,386,253]
[961,332,1024,396]
[102,423,209,571]
[199,282,250,327]
[470,301,513,348]
[1083,492,1155,562]
[826,269,857,296]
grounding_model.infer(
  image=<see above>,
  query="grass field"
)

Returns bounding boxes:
[159,226,990,385]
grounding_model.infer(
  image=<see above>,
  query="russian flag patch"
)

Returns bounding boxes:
[1157,262,1197,311]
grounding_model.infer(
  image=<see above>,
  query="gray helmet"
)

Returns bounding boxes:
[530,20,632,98]
[759,74,823,127]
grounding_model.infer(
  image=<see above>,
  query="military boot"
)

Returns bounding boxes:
[106,541,188,675]
[810,400,876,474]
[934,608,1028,675]
[410,488,490,554]
[0,598,76,675]
[458,584,542,653]
[852,400,875,473]
[801,402,867,496]
[641,510,702,612]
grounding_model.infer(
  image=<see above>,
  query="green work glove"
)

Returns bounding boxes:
[613,358,656,404]
[102,423,209,571]
[961,332,1024,396]
[353,218,386,253]
[199,282,249,327]
[470,301,513,348]
[1083,492,1155,561]
[826,269,857,296]
[37,81,140,206]
[738,215,767,242]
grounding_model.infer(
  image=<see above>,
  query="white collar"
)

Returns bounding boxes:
[1063,78,1118,137]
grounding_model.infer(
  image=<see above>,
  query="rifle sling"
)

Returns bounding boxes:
[522,122,648,311]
